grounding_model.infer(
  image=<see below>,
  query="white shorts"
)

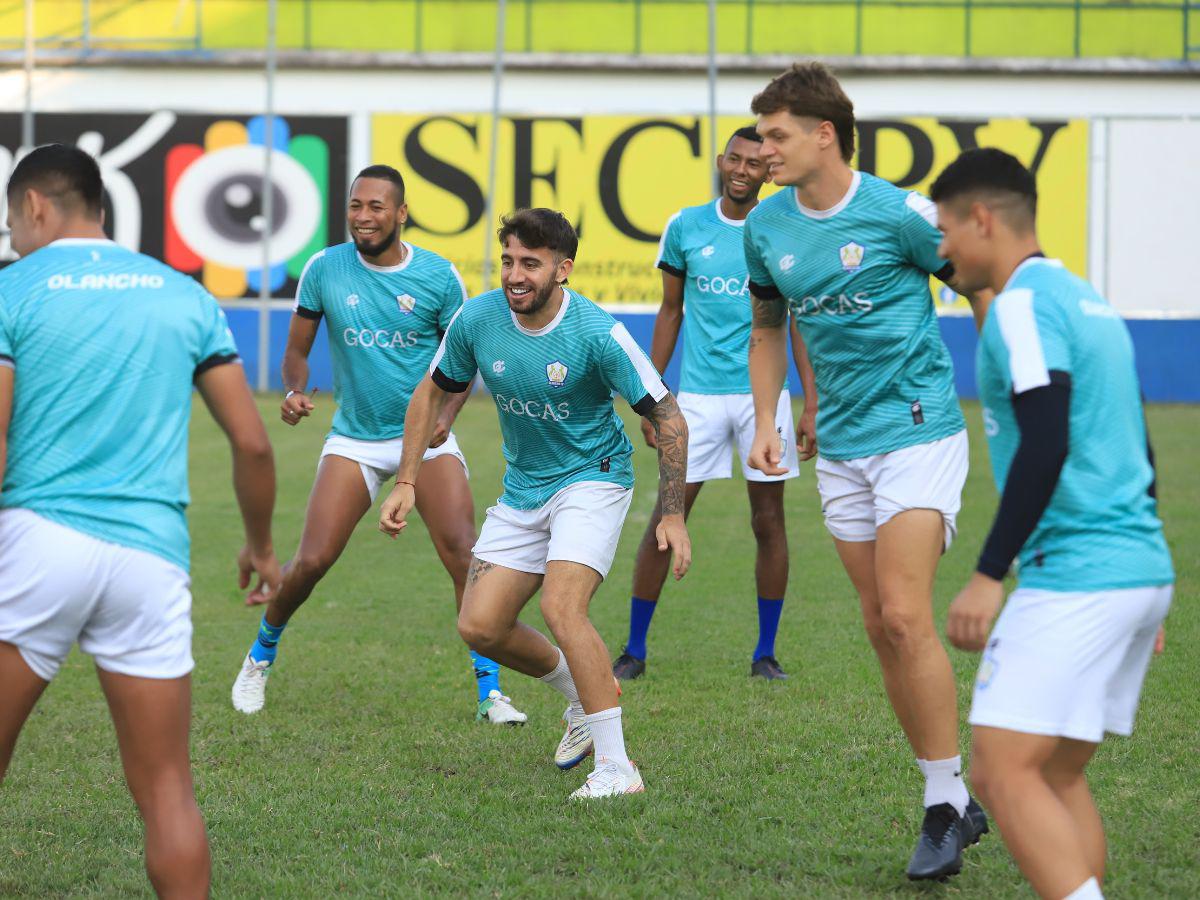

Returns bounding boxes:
[0,509,193,681]
[679,390,798,484]
[472,481,634,579]
[815,429,968,550]
[320,432,468,502]
[969,583,1173,743]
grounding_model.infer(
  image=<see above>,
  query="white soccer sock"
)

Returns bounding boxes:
[1063,877,1104,900]
[584,706,630,768]
[923,755,969,816]
[916,758,929,777]
[538,647,583,717]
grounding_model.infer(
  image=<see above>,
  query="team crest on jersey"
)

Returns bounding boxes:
[701,245,715,258]
[396,293,416,314]
[492,360,506,374]
[346,293,360,307]
[546,361,569,387]
[839,242,865,272]
[778,254,795,273]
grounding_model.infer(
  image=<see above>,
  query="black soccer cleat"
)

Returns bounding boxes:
[750,655,788,680]
[906,797,990,881]
[612,650,646,681]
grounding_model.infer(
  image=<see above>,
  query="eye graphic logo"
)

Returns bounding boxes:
[164,115,328,298]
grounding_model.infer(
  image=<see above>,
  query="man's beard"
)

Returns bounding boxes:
[353,223,399,258]
[508,278,557,316]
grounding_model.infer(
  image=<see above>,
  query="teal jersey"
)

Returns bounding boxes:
[743,171,964,460]
[656,199,753,395]
[431,288,667,509]
[295,241,467,441]
[976,258,1173,592]
[0,239,239,572]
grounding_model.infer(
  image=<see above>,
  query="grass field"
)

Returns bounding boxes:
[1,395,1197,897]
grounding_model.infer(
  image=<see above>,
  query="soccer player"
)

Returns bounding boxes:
[742,62,988,879]
[0,144,281,899]
[612,126,816,682]
[231,165,526,725]
[931,149,1174,900]
[379,208,691,799]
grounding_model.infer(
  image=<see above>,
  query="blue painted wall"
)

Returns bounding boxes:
[224,307,1199,403]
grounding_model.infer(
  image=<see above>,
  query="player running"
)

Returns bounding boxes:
[612,126,816,682]
[231,165,525,726]
[743,62,988,879]
[380,208,691,799]
[0,144,281,899]
[932,148,1173,900]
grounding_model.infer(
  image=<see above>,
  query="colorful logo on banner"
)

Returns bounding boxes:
[372,114,1088,309]
[164,116,329,298]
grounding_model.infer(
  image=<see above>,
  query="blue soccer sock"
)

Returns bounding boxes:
[471,651,501,701]
[625,596,658,661]
[753,597,785,661]
[249,615,286,664]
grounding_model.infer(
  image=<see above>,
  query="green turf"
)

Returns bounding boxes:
[1,0,1194,60]
[1,397,1197,897]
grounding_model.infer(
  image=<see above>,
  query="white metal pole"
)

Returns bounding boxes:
[707,0,719,194]
[22,0,34,149]
[257,0,277,393]
[480,0,507,293]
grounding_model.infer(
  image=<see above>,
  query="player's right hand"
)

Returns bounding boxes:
[379,482,416,538]
[640,417,658,449]
[747,425,788,476]
[281,390,315,426]
[238,544,282,606]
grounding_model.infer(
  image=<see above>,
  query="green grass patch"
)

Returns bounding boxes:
[1,397,1196,897]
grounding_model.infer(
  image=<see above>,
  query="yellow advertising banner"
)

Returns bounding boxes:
[372,114,1087,308]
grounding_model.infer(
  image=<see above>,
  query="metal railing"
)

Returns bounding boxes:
[0,0,1196,61]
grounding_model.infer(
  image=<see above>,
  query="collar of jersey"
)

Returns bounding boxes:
[713,198,747,228]
[48,238,116,247]
[510,288,572,336]
[356,241,414,273]
[792,170,861,221]
[1002,256,1064,293]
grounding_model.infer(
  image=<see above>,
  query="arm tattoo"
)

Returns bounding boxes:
[646,393,688,517]
[751,295,787,329]
[466,557,497,587]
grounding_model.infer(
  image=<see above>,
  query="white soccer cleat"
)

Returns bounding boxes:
[569,756,645,800]
[476,690,528,725]
[554,706,593,769]
[231,653,271,714]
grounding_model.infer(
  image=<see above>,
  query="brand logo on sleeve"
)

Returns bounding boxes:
[839,242,865,272]
[346,293,360,307]
[492,360,506,374]
[701,245,715,258]
[396,293,416,314]
[778,254,795,273]
[546,361,569,387]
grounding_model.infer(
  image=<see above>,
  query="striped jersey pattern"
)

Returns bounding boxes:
[295,241,467,441]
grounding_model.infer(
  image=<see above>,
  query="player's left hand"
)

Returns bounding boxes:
[796,405,818,461]
[238,544,282,606]
[946,573,1004,652]
[656,513,691,581]
[429,416,451,449]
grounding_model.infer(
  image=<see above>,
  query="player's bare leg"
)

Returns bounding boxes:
[540,561,613,713]
[971,727,1100,898]
[97,668,209,900]
[455,558,553,676]
[0,641,48,781]
[1043,738,1106,883]
[746,481,789,679]
[232,455,371,713]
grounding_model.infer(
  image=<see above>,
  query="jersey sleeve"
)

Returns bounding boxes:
[654,212,686,279]
[293,249,326,320]
[429,306,476,393]
[898,192,954,280]
[439,263,469,331]
[194,291,241,378]
[600,323,669,416]
[992,287,1073,395]
[743,217,783,300]
[0,293,13,369]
